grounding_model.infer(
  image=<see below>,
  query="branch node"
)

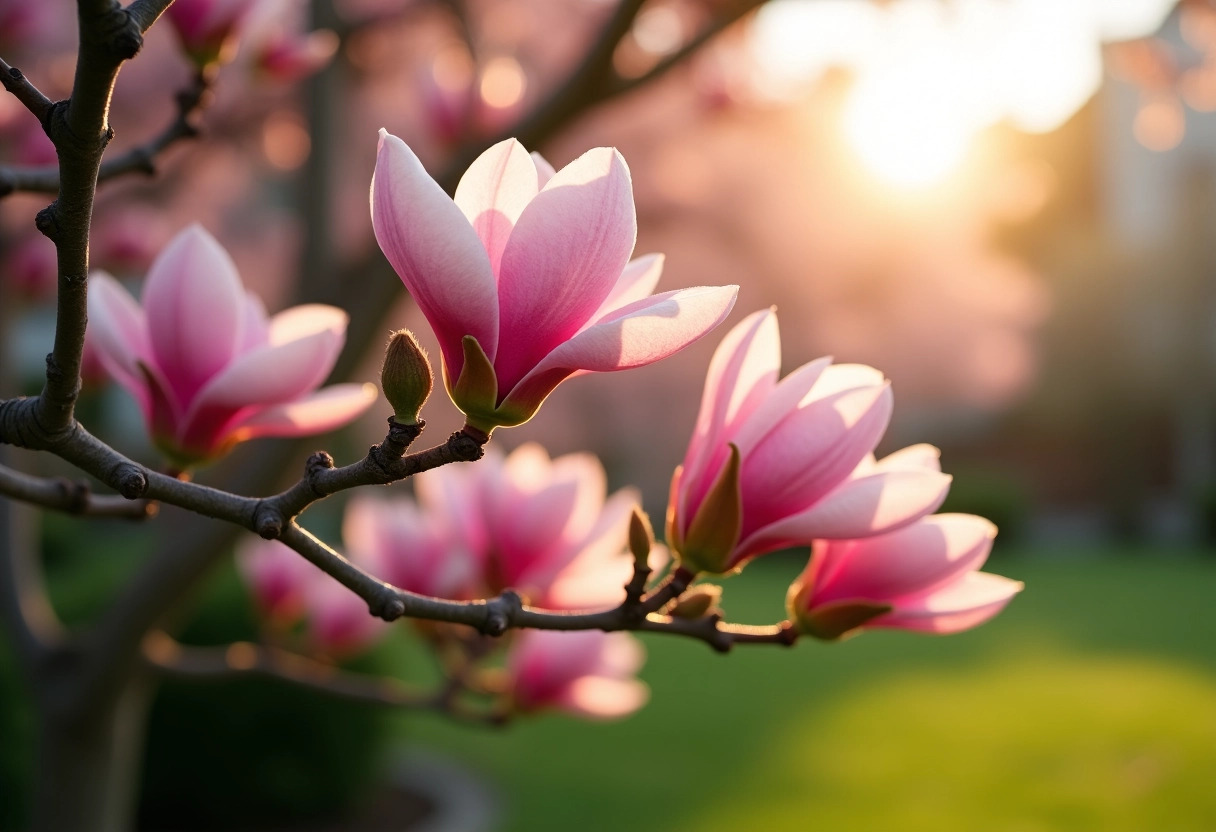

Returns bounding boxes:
[304,451,334,494]
[448,427,487,462]
[55,477,91,514]
[380,417,424,462]
[34,204,59,241]
[374,596,406,622]
[253,502,284,539]
[113,463,148,499]
[483,590,523,637]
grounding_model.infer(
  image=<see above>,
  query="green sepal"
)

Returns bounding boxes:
[629,507,654,571]
[666,584,723,619]
[676,444,742,575]
[792,598,893,641]
[450,335,500,432]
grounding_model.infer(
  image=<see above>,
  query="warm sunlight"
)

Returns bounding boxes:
[842,63,971,188]
[753,0,1177,187]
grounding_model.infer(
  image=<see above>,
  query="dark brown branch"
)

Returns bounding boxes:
[0,56,54,123]
[0,463,155,518]
[1,73,208,197]
[605,0,767,98]
[143,632,505,722]
[144,633,432,707]
[275,521,793,653]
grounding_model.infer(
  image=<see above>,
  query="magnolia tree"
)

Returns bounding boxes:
[0,0,1021,830]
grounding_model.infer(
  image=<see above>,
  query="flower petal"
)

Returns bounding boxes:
[680,309,780,525]
[87,271,153,412]
[556,676,649,720]
[454,138,538,276]
[740,384,893,532]
[229,383,377,440]
[581,253,665,330]
[494,147,637,394]
[875,571,1023,634]
[531,151,556,188]
[739,469,953,558]
[371,130,499,375]
[142,225,245,404]
[814,513,994,604]
[189,315,347,411]
[500,285,738,418]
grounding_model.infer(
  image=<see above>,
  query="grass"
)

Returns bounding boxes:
[397,551,1216,832]
[4,544,1215,831]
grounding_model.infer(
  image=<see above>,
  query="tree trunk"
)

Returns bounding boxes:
[29,673,154,832]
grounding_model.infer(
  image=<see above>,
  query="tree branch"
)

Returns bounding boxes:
[143,632,505,722]
[0,56,54,123]
[605,0,767,98]
[0,463,155,518]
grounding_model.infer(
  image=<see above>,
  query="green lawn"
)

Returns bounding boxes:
[399,552,1216,832]
[4,547,1216,831]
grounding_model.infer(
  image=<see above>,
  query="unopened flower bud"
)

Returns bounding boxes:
[381,329,433,425]
[629,507,654,571]
[666,584,722,619]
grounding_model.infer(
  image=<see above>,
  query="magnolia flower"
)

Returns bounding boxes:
[87,225,376,466]
[242,0,339,83]
[343,494,476,599]
[410,442,656,610]
[237,536,320,625]
[166,0,250,67]
[238,538,389,656]
[507,629,648,719]
[370,131,737,431]
[668,309,952,574]
[786,514,1022,639]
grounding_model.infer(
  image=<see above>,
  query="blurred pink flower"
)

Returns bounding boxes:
[253,28,339,82]
[507,629,648,719]
[2,233,57,300]
[166,0,250,67]
[786,514,1022,640]
[668,309,952,574]
[86,225,376,466]
[410,442,655,610]
[304,571,391,657]
[242,0,339,83]
[370,131,737,431]
[343,494,477,599]
[237,536,318,625]
[238,538,389,656]
[91,205,171,276]
[0,0,55,51]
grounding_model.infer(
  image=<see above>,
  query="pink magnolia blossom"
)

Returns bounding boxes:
[238,538,389,656]
[786,514,1022,639]
[507,629,648,719]
[370,131,738,431]
[343,494,477,600]
[411,442,658,610]
[242,0,339,83]
[303,572,391,658]
[668,309,952,574]
[87,225,376,466]
[237,536,319,625]
[166,0,250,66]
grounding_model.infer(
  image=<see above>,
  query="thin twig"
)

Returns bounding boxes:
[0,463,155,518]
[0,56,54,123]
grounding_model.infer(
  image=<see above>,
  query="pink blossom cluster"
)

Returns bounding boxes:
[240,443,653,718]
[669,309,1021,639]
[87,225,376,466]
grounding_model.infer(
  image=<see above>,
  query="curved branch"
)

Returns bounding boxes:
[0,72,208,197]
[0,56,54,123]
[0,463,155,519]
